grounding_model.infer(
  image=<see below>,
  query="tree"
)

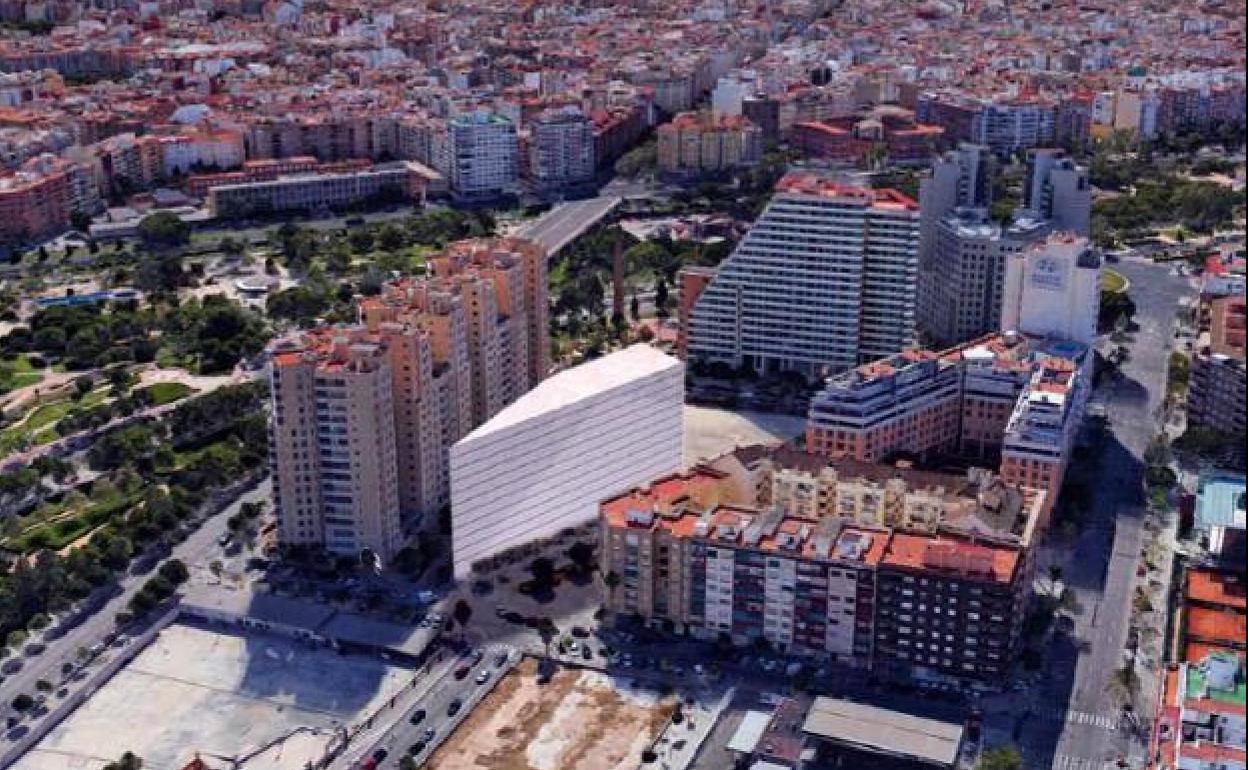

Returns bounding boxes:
[603,570,620,603]
[137,212,190,248]
[537,618,557,656]
[73,374,94,398]
[102,752,143,770]
[1105,663,1142,708]
[654,278,670,319]
[218,237,245,256]
[70,210,93,233]
[566,542,595,574]
[377,223,406,252]
[453,599,472,630]
[977,746,1023,770]
[157,559,189,585]
[529,557,556,587]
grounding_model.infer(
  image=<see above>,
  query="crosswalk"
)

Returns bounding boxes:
[1034,707,1122,730]
[1051,756,1119,770]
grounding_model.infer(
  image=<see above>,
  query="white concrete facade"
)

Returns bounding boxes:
[1001,233,1101,345]
[448,344,684,577]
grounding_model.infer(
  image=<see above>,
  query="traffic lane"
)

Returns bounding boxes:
[385,648,513,766]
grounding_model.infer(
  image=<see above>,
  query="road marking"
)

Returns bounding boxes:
[1034,708,1122,731]
[1052,755,1116,770]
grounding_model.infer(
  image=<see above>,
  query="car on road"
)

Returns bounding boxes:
[454,664,471,680]
[217,533,232,547]
[408,740,427,755]
[448,698,463,716]
[371,748,388,762]
[409,708,427,725]
[422,727,436,742]
[475,669,490,685]
[570,626,589,638]
[495,651,509,667]
[470,649,484,664]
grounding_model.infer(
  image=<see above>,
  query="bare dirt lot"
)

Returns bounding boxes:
[428,659,676,770]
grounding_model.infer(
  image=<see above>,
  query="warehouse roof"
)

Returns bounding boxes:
[802,697,964,768]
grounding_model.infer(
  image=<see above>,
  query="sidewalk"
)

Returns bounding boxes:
[650,684,735,770]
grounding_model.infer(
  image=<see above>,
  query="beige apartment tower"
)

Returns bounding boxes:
[269,237,549,562]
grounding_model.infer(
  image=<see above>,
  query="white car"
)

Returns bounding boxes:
[475,670,490,685]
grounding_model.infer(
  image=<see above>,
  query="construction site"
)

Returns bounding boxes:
[427,658,677,770]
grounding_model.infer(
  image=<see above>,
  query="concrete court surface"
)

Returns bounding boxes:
[682,404,805,466]
[13,623,413,770]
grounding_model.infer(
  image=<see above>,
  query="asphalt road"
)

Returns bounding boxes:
[1009,257,1194,770]
[0,478,271,745]
[340,645,515,770]
[516,196,621,256]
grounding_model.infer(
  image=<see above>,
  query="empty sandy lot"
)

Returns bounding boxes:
[428,659,675,770]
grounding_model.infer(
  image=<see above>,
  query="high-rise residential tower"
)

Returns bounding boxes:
[268,238,548,561]
[917,145,1091,348]
[683,172,920,379]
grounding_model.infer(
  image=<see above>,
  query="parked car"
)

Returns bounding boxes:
[448,698,463,716]
[495,651,509,667]
[454,665,471,680]
[475,669,490,685]
[409,708,427,725]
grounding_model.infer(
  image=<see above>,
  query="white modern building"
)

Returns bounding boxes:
[436,111,518,199]
[1001,233,1101,345]
[684,172,920,379]
[448,344,684,577]
[528,107,595,189]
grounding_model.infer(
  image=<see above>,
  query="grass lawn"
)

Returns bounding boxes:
[1101,269,1129,293]
[6,490,140,553]
[138,381,196,406]
[0,387,112,453]
[0,354,44,393]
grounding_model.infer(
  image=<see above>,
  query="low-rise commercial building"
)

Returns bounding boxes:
[450,344,683,577]
[206,161,435,218]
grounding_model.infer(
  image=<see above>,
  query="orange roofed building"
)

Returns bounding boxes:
[600,446,1031,687]
[1150,566,1246,770]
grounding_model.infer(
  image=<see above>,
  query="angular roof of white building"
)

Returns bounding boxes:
[456,343,682,444]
